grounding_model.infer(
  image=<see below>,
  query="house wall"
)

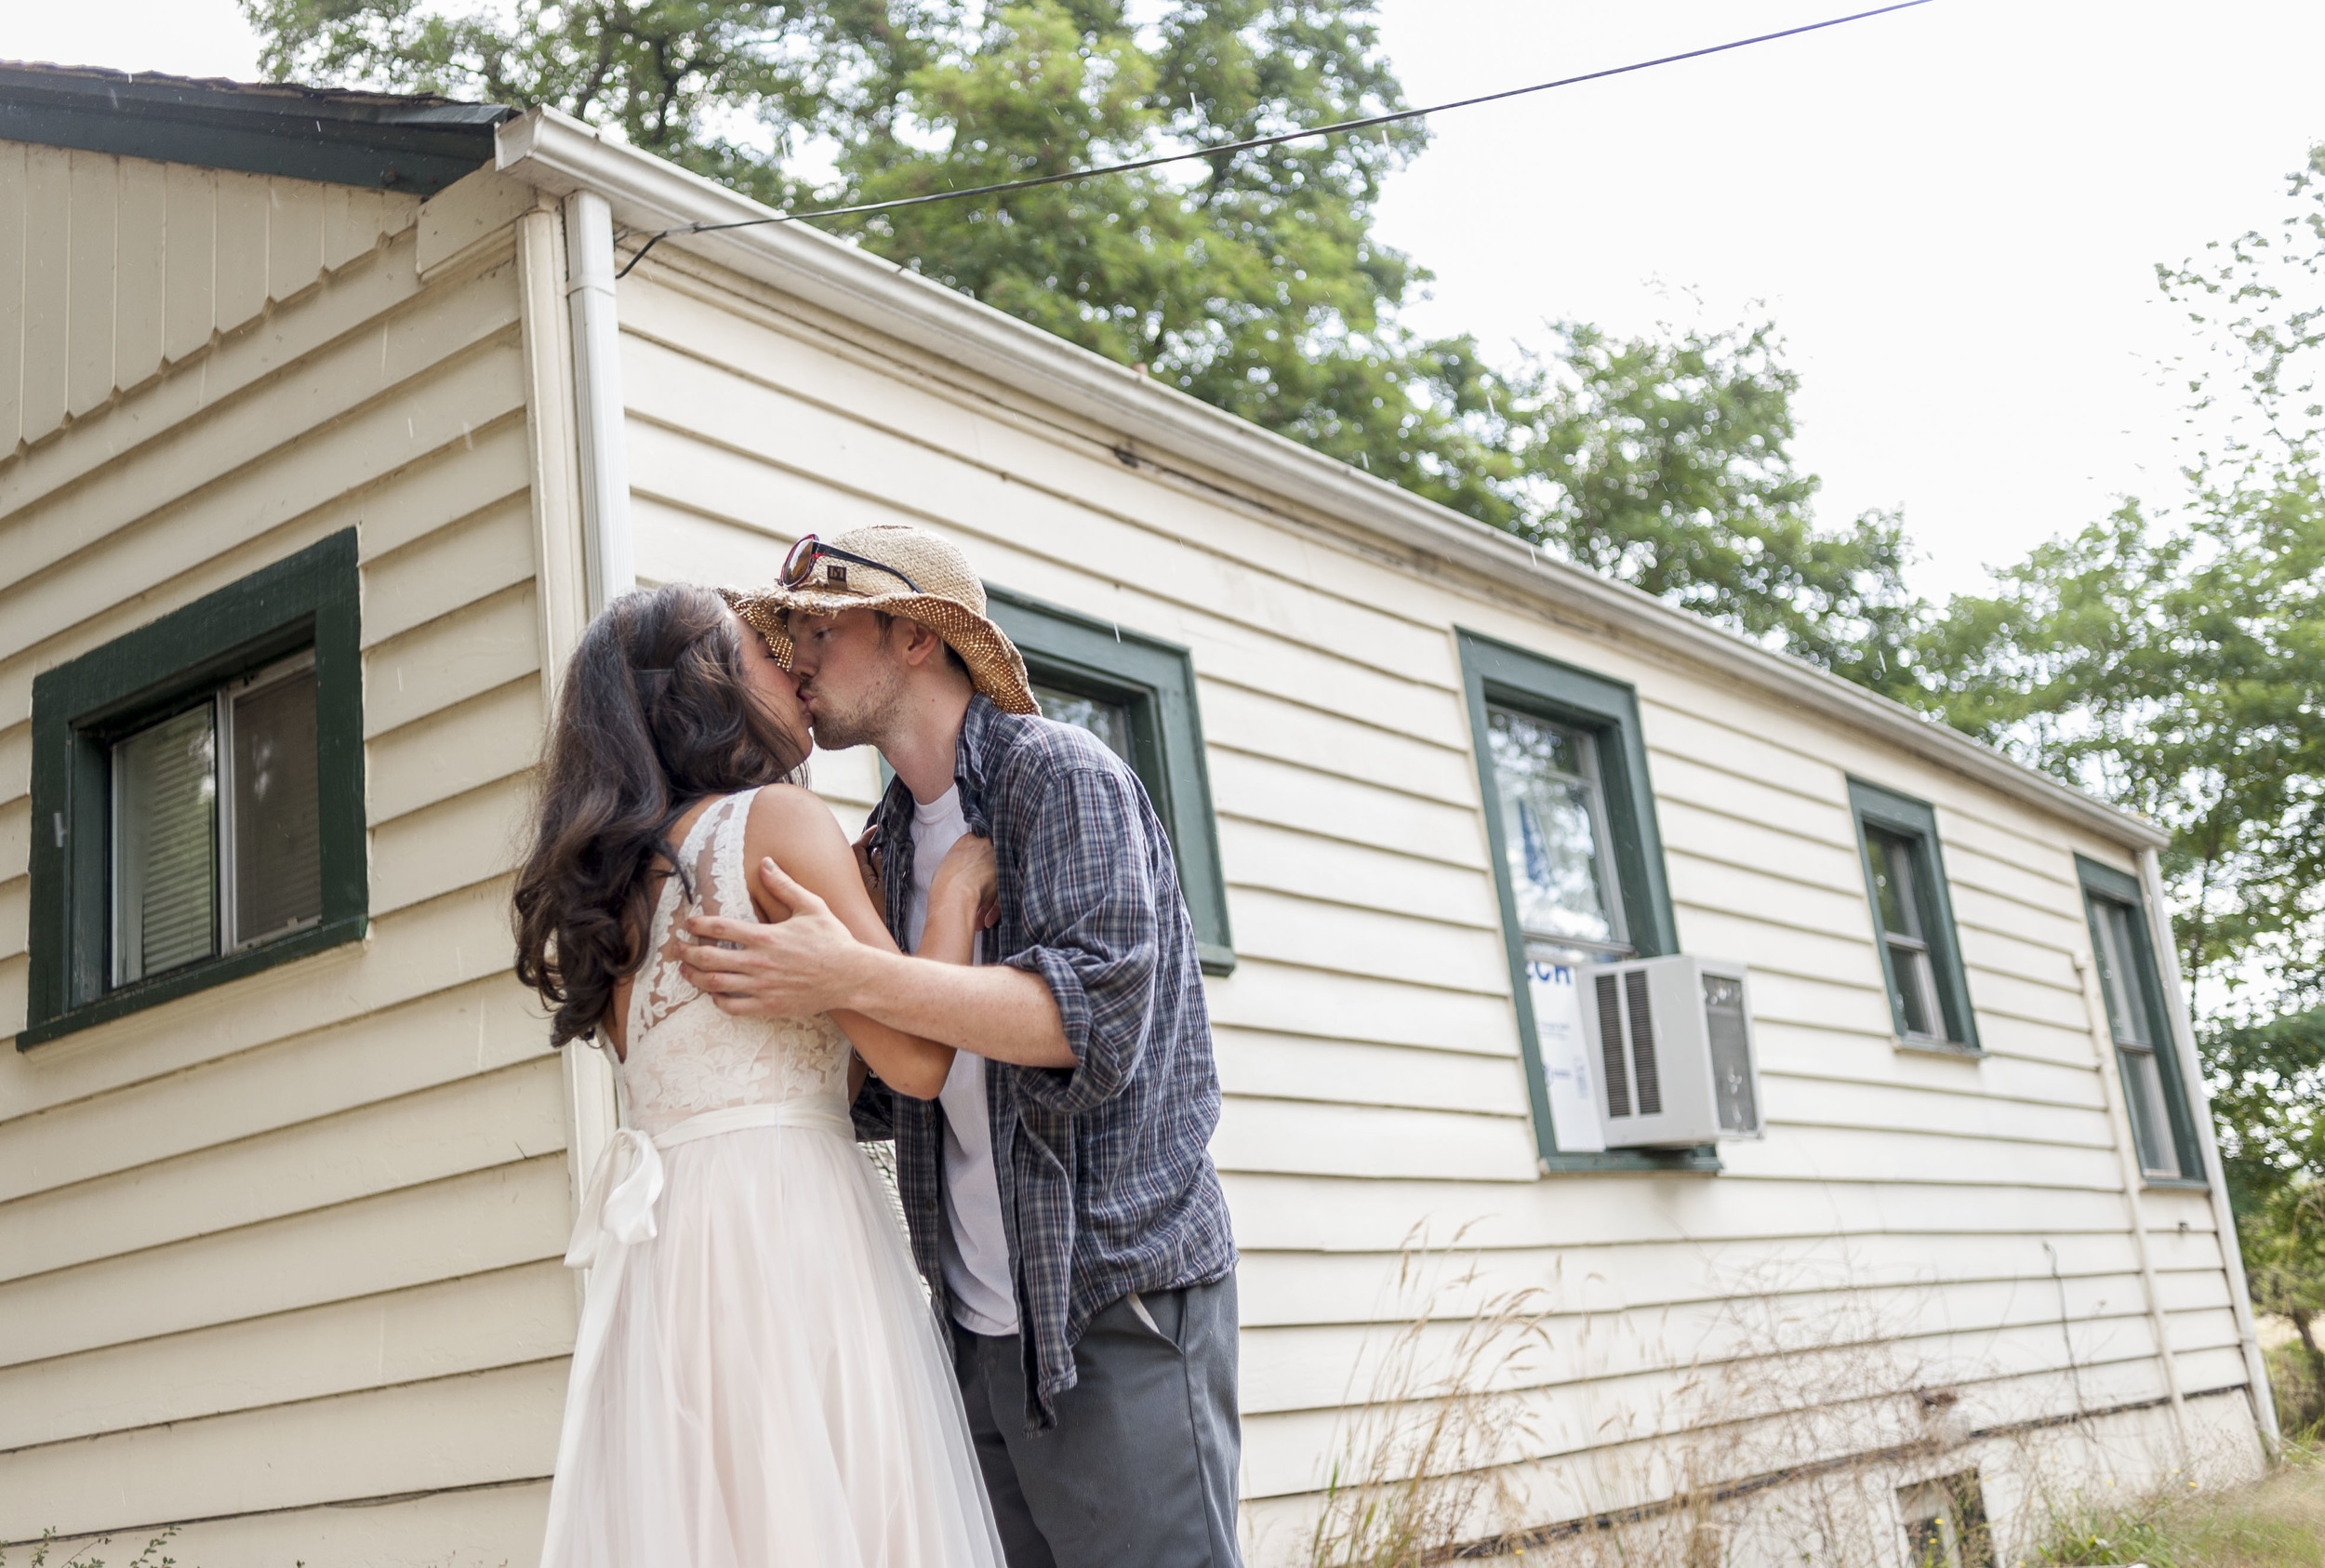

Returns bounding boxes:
[0,152,576,1561]
[611,245,2260,1563]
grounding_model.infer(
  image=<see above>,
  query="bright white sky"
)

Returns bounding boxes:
[7,0,2321,601]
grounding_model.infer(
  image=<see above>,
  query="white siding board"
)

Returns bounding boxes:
[1225,886,1511,998]
[113,153,166,392]
[160,161,216,363]
[370,775,532,916]
[0,1157,567,1372]
[1647,749,1855,846]
[0,252,518,602]
[0,1056,565,1283]
[0,1358,564,1543]
[1216,1095,1534,1182]
[1203,957,1521,1056]
[1220,1171,2154,1254]
[0,978,543,1203]
[18,144,67,441]
[267,172,326,303]
[1,882,525,1117]
[0,347,528,683]
[1760,1071,2112,1147]
[210,167,270,333]
[1196,680,1477,808]
[1207,747,1486,870]
[362,581,541,739]
[360,490,537,645]
[62,1479,550,1568]
[1216,815,1498,930]
[1216,1029,1528,1114]
[0,141,22,451]
[62,150,116,421]
[1755,1025,2106,1110]
[1656,795,1867,898]
[0,1259,573,1451]
[367,675,543,826]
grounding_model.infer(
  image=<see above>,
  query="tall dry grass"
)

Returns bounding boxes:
[1296,1236,2252,1568]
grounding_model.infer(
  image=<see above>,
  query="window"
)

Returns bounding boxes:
[1848,778,1978,1052]
[24,532,365,1047]
[1488,707,1627,958]
[2078,856,2201,1185]
[1897,1472,1998,1568]
[1456,631,1702,1174]
[984,587,1233,976]
[112,650,323,984]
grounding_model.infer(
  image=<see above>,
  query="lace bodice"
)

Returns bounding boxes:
[615,789,852,1136]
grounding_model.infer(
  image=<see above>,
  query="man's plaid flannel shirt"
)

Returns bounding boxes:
[851,694,1237,1432]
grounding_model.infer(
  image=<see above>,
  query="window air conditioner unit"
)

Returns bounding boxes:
[1577,954,1764,1148]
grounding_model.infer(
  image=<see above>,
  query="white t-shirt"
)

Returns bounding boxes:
[906,786,1020,1337]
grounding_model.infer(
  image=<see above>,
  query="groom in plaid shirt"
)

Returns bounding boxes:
[683,525,1242,1568]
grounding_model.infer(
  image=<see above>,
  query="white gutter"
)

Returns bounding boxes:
[494,106,2167,854]
[2143,847,2279,1457]
[562,186,634,612]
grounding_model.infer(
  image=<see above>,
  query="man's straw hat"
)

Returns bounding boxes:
[722,525,1038,716]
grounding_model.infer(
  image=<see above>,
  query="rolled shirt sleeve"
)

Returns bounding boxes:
[999,765,1162,1114]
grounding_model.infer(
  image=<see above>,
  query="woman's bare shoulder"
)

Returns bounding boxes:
[743,783,853,870]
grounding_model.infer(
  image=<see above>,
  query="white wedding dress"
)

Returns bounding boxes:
[541,788,1005,1568]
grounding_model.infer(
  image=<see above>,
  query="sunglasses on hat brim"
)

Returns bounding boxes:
[778,535,924,596]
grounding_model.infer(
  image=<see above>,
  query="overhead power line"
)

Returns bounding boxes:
[615,0,1933,279]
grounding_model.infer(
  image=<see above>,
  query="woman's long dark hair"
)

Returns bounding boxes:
[512,584,807,1046]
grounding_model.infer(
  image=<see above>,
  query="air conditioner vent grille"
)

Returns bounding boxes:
[1595,972,1630,1119]
[1625,968,1661,1115]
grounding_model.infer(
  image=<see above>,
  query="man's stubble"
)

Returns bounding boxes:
[802,646,910,756]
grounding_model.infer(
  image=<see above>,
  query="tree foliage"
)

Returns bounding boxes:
[244,0,1921,684]
[1916,146,2325,1386]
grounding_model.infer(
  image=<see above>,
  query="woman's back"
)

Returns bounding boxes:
[618,787,851,1135]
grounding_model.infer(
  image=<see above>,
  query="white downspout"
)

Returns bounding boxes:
[563,189,635,611]
[2142,846,2279,1458]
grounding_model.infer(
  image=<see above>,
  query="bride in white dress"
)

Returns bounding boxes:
[512,584,1005,1568]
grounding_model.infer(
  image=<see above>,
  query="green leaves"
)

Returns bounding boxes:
[242,0,1920,687]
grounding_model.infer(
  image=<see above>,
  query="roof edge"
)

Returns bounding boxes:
[495,107,2169,853]
[0,62,509,195]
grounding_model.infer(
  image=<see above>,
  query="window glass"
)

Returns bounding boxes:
[229,662,324,946]
[1866,826,1943,1039]
[2092,898,2155,1047]
[2090,892,2180,1177]
[1488,705,1622,950]
[1032,680,1133,765]
[109,652,322,989]
[113,703,218,984]
[1868,830,1921,937]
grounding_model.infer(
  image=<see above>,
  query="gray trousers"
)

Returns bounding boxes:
[952,1276,1243,1568]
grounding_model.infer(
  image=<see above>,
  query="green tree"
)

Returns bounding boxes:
[1920,146,2325,1401]
[1918,146,2325,1017]
[246,0,1923,684]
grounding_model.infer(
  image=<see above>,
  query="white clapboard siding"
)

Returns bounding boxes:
[56,1482,551,1568]
[0,144,420,455]
[0,1258,573,1451]
[618,228,2249,1535]
[0,152,579,1555]
[4,1357,565,1542]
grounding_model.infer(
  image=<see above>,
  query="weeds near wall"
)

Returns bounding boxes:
[1296,1236,2253,1568]
[0,1527,181,1568]
[1305,1236,1559,1567]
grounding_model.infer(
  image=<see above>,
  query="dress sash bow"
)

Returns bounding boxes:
[541,1096,857,1560]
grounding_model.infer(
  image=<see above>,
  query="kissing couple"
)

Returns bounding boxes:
[512,525,1242,1568]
